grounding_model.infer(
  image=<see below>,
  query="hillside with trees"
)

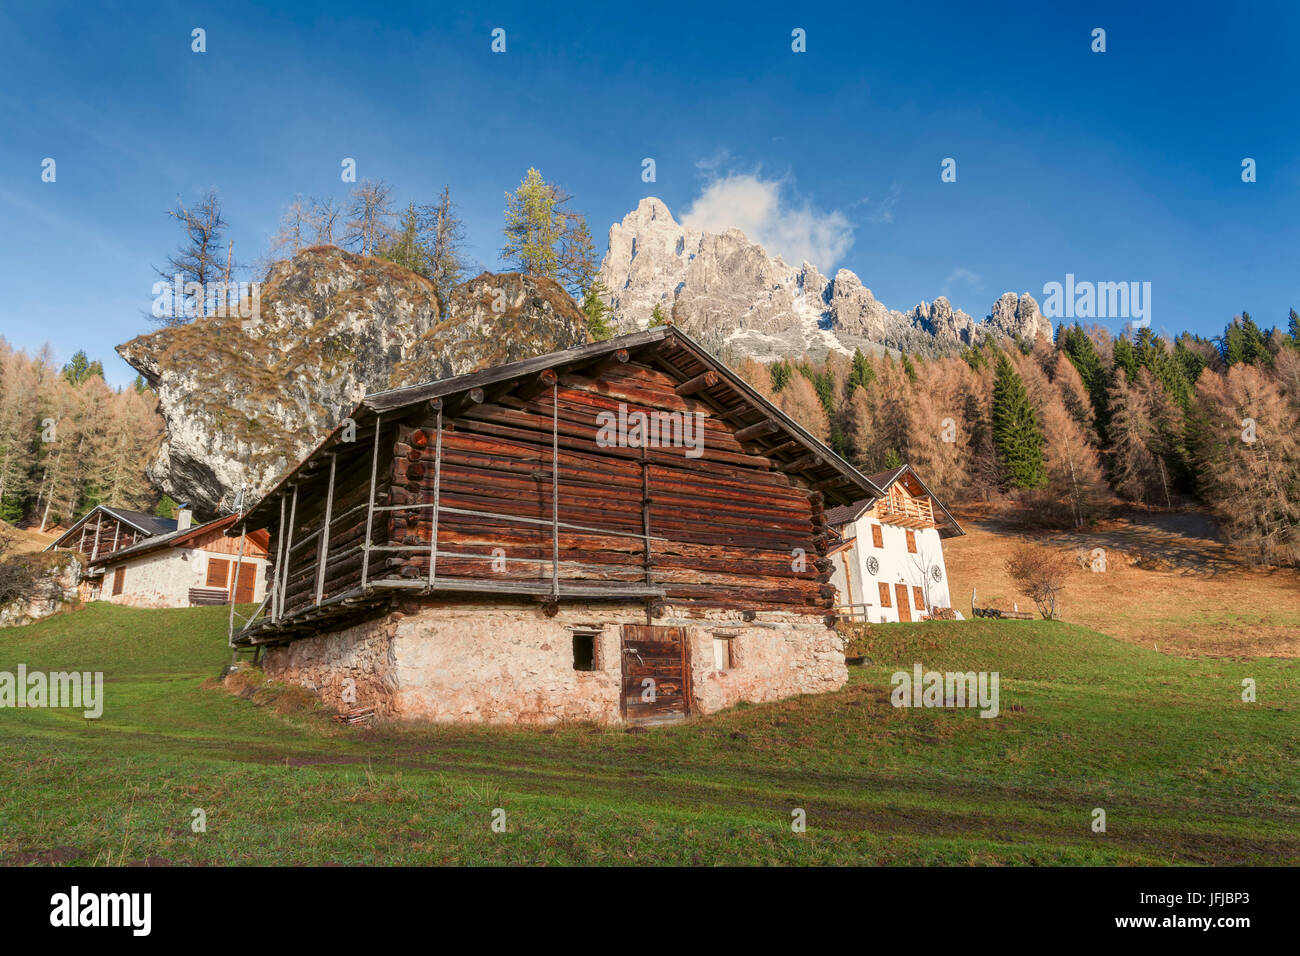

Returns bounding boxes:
[0,342,163,530]
[732,315,1300,568]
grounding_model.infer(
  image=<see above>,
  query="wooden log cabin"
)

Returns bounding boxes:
[230,327,887,726]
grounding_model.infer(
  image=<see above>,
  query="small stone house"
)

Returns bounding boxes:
[231,327,888,725]
[824,464,964,623]
[95,512,271,608]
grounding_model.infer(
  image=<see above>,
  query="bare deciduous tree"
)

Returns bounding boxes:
[153,188,229,325]
[1003,543,1072,619]
[344,180,395,256]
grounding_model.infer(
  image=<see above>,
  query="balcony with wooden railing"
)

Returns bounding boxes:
[873,490,935,529]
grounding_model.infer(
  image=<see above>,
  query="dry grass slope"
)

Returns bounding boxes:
[945,506,1300,657]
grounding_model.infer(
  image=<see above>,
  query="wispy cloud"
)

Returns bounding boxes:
[682,168,854,270]
[942,267,982,297]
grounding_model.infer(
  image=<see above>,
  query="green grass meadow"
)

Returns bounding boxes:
[0,603,1296,865]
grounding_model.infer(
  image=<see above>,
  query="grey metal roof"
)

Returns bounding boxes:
[45,504,176,551]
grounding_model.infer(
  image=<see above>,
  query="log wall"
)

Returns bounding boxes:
[371,362,832,614]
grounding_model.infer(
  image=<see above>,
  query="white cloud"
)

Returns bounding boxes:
[681,172,854,270]
[942,267,982,296]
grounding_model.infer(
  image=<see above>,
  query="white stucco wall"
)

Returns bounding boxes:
[829,517,952,623]
[104,549,269,609]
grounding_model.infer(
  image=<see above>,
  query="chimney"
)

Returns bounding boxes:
[177,504,193,531]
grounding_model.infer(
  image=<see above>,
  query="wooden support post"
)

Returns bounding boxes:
[279,485,298,617]
[314,453,337,606]
[228,523,247,643]
[111,523,120,554]
[273,492,286,621]
[426,407,443,589]
[361,414,382,588]
[551,381,560,599]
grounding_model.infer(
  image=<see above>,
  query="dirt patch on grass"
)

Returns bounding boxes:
[2,845,83,865]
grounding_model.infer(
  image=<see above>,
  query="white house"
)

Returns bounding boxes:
[825,464,964,623]
[94,511,272,608]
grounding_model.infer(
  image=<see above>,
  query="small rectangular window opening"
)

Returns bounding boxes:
[572,632,597,671]
[712,636,735,671]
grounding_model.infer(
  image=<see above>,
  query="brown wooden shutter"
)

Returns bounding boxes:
[111,567,125,596]
[906,530,917,553]
[206,557,230,588]
[871,524,883,548]
[878,582,891,607]
[913,586,925,610]
[233,562,257,603]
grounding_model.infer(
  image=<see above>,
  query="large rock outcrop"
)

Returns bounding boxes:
[597,197,1052,360]
[118,248,588,516]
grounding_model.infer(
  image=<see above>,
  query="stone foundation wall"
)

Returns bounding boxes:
[260,601,847,725]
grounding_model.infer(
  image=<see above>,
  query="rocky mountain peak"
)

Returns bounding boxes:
[597,197,1052,360]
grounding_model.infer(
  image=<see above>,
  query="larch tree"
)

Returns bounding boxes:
[310,196,343,245]
[502,168,564,279]
[418,186,468,308]
[344,179,395,256]
[1106,368,1163,504]
[155,188,228,325]
[774,374,831,443]
[1193,363,1300,566]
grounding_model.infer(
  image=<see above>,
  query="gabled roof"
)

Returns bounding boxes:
[46,505,177,551]
[821,462,965,538]
[97,514,245,565]
[823,499,874,527]
[236,326,886,530]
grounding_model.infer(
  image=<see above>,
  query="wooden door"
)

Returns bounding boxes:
[621,625,691,725]
[233,562,257,603]
[895,583,912,622]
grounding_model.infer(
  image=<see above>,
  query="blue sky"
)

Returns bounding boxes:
[1,0,1296,386]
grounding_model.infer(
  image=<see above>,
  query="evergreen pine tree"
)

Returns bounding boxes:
[648,303,668,328]
[61,351,103,386]
[849,347,874,389]
[991,353,1047,489]
[581,279,615,341]
[769,359,792,392]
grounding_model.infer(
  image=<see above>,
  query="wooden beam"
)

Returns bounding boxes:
[675,370,719,396]
[785,453,824,472]
[733,419,779,443]
[515,368,559,401]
